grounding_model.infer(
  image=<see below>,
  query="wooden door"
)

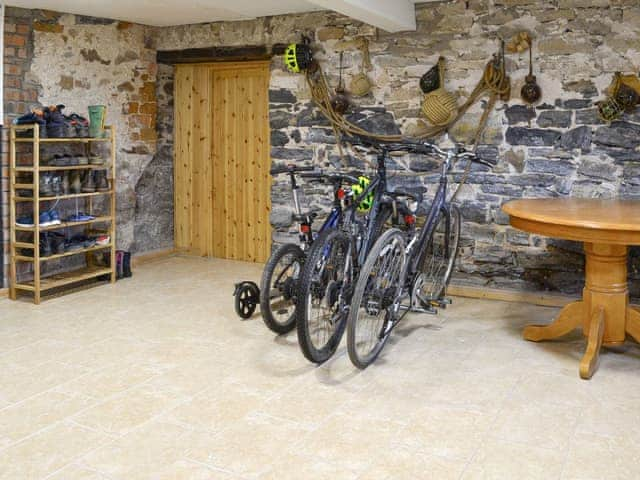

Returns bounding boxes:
[174,61,271,262]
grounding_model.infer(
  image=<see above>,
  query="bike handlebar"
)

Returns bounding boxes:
[300,170,361,185]
[342,135,497,168]
[269,164,316,176]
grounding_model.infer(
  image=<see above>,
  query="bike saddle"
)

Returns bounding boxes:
[388,186,426,204]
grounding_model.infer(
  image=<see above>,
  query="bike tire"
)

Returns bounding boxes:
[347,228,407,369]
[416,205,461,303]
[234,282,260,319]
[296,227,351,364]
[260,243,305,334]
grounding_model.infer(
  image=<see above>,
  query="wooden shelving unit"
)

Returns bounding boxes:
[9,125,117,304]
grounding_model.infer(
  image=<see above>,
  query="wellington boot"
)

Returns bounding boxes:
[70,171,82,194]
[95,170,110,192]
[81,171,96,193]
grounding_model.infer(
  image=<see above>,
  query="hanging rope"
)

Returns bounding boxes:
[304,51,509,200]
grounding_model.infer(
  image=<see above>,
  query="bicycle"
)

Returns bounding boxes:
[242,164,362,334]
[295,138,421,363]
[346,141,495,368]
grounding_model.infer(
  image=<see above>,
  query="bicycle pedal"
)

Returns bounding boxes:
[430,298,452,309]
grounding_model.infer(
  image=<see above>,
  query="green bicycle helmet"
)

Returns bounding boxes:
[351,176,374,212]
[284,42,314,73]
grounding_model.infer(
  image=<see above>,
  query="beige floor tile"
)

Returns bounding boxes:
[261,453,362,480]
[58,336,152,370]
[47,464,112,480]
[0,390,95,449]
[73,382,188,436]
[166,383,266,433]
[297,412,404,472]
[461,439,565,480]
[0,339,80,370]
[56,363,159,400]
[154,460,242,480]
[184,413,313,478]
[0,421,111,480]
[489,399,580,451]
[359,445,465,480]
[398,405,494,461]
[562,433,640,480]
[81,420,193,479]
[0,360,90,404]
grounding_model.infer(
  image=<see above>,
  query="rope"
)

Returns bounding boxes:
[305,52,509,199]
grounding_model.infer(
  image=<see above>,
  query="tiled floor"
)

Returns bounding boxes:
[1,255,640,479]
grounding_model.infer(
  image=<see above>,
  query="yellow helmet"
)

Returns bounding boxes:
[351,176,373,212]
[284,43,313,74]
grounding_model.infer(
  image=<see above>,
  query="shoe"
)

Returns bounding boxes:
[40,233,53,257]
[64,239,84,251]
[51,175,63,196]
[76,155,89,165]
[63,123,76,138]
[49,232,65,254]
[95,170,110,192]
[40,173,54,197]
[89,154,104,165]
[45,105,65,138]
[67,213,95,222]
[47,210,61,225]
[81,171,96,193]
[95,235,110,246]
[70,171,82,193]
[16,215,34,227]
[123,251,132,278]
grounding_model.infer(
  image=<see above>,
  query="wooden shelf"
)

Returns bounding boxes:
[16,243,112,263]
[15,216,113,232]
[14,265,113,292]
[15,165,108,172]
[15,191,113,202]
[13,137,111,143]
[9,124,117,304]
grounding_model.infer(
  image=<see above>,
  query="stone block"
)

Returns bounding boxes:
[505,127,561,146]
[537,110,572,129]
[504,105,535,124]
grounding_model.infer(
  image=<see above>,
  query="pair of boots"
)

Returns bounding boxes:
[81,170,109,193]
[116,250,132,279]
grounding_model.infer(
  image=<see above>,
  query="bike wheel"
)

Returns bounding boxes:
[296,228,351,363]
[415,205,461,304]
[234,282,259,319]
[260,243,305,334]
[347,228,407,369]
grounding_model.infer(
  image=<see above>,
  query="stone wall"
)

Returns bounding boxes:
[1,8,162,287]
[155,0,640,298]
[3,1,640,296]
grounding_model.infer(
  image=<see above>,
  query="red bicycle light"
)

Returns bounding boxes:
[404,214,416,225]
[300,224,311,233]
[337,188,345,199]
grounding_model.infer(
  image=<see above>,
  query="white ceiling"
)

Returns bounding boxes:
[6,0,433,30]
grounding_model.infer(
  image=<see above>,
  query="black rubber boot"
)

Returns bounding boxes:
[123,252,132,278]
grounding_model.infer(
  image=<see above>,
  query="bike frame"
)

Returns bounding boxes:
[404,150,455,284]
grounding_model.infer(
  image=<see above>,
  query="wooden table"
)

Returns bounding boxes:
[502,198,640,379]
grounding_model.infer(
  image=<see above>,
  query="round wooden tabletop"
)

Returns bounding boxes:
[502,198,640,245]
